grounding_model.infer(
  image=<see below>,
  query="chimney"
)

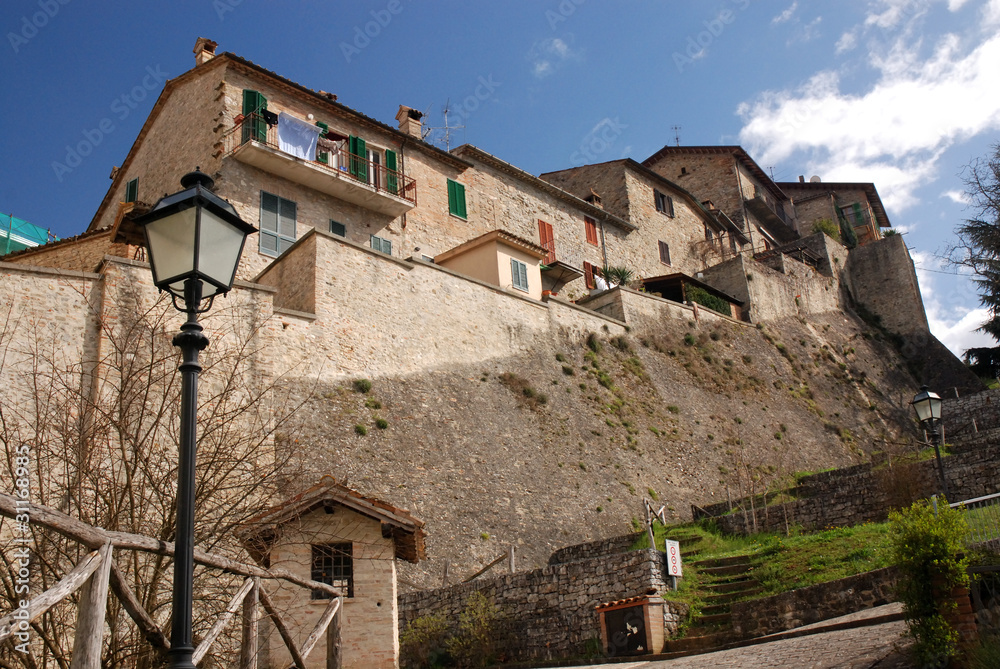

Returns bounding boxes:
[396,105,424,139]
[584,189,603,209]
[193,38,218,66]
[798,175,805,183]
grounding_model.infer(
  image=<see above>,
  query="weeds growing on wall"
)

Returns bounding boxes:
[686,285,732,317]
[400,592,502,669]
[887,499,970,667]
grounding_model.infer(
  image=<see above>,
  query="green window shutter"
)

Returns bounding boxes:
[242,90,267,143]
[370,235,391,255]
[852,202,864,225]
[518,260,528,291]
[124,178,138,203]
[448,179,467,219]
[385,149,398,194]
[349,136,368,182]
[315,121,329,135]
[511,259,528,292]
[330,220,346,237]
[259,191,296,256]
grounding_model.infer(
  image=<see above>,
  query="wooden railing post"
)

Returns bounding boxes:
[326,605,341,669]
[241,578,260,669]
[70,541,113,669]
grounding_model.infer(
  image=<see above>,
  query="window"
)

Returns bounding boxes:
[584,216,599,246]
[329,220,346,237]
[538,220,555,264]
[370,234,392,255]
[242,89,268,143]
[658,241,671,265]
[311,543,353,599]
[510,258,529,292]
[348,135,368,182]
[124,178,138,204]
[583,261,595,289]
[654,189,674,217]
[259,191,297,257]
[705,226,714,242]
[447,179,467,219]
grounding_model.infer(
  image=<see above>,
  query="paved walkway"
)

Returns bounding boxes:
[562,605,914,669]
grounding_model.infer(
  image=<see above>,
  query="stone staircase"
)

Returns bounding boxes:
[662,552,762,654]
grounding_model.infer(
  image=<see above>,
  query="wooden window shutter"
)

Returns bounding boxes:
[659,241,671,265]
[852,202,864,225]
[385,149,398,194]
[584,216,598,246]
[124,178,138,203]
[584,261,595,289]
[242,90,267,143]
[538,220,555,264]
[666,196,675,217]
[349,136,367,181]
[448,179,467,218]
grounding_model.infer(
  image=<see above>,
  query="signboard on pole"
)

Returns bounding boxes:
[665,539,682,577]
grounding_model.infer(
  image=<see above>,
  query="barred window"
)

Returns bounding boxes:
[311,543,353,599]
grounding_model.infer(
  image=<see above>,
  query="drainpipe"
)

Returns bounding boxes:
[598,216,609,269]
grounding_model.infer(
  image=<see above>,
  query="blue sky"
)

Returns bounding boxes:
[2,0,999,355]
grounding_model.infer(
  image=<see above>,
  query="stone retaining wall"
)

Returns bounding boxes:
[696,443,1000,535]
[399,548,688,663]
[548,533,643,565]
[730,567,898,638]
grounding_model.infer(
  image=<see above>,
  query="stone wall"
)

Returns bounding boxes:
[845,234,928,335]
[943,387,1000,439]
[398,548,686,663]
[730,568,898,638]
[4,230,131,272]
[548,532,643,565]
[696,443,1000,534]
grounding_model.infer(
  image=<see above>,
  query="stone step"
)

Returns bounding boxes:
[696,612,732,626]
[700,603,732,616]
[699,563,753,578]
[703,586,764,605]
[692,554,752,568]
[705,578,759,594]
[663,631,736,653]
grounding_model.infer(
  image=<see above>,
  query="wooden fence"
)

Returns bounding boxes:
[0,492,341,668]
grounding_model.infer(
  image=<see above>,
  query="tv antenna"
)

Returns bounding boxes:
[425,99,465,151]
[768,166,775,180]
[671,125,682,146]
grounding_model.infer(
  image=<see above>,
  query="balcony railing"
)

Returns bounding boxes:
[222,113,416,206]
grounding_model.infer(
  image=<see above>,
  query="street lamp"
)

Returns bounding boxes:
[135,169,256,669]
[911,385,951,501]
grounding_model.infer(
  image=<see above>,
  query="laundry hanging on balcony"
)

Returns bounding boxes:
[277,112,322,160]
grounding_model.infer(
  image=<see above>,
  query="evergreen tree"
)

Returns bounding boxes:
[952,144,1000,372]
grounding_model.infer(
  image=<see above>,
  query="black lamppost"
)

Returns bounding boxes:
[135,169,256,669]
[911,385,951,501]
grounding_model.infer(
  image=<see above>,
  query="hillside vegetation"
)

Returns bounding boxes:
[286,307,921,588]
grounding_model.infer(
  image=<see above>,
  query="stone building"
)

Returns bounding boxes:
[778,178,891,245]
[241,481,426,669]
[642,145,801,251]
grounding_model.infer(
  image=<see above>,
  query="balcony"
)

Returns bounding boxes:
[744,194,798,242]
[223,113,416,217]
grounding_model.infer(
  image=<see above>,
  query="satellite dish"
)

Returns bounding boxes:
[809,175,822,183]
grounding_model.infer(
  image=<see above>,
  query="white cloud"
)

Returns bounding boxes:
[836,31,859,53]
[737,14,1000,211]
[773,2,799,24]
[912,250,993,355]
[528,37,580,79]
[948,0,972,8]
[942,189,970,204]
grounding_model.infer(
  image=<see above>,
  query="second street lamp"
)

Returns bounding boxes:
[910,385,950,501]
[135,169,256,669]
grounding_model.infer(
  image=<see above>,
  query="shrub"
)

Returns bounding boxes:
[364,397,382,410]
[647,487,659,501]
[399,615,451,669]
[611,335,631,352]
[353,378,372,394]
[888,500,970,667]
[562,365,575,376]
[587,332,602,353]
[354,424,367,436]
[667,405,680,414]
[812,218,841,242]
[445,592,502,668]
[883,228,899,237]
[555,353,566,362]
[686,285,732,317]
[375,418,389,429]
[683,333,696,346]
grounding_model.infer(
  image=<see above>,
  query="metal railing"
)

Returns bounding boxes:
[951,492,1000,545]
[223,113,417,205]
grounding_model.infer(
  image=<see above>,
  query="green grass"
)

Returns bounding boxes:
[634,520,892,606]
